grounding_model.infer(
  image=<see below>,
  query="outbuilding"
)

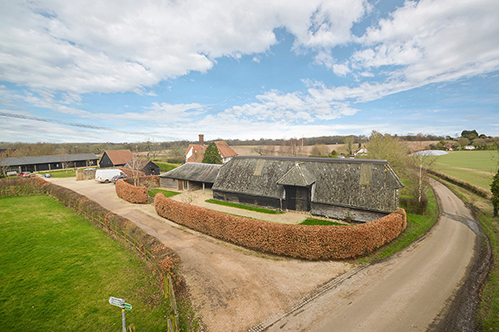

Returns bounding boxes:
[0,153,99,175]
[212,156,403,222]
[160,162,221,192]
[124,159,160,175]
[99,150,133,168]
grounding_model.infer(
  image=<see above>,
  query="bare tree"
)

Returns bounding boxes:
[343,136,355,157]
[408,148,437,204]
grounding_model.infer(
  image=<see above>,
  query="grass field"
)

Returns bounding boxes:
[154,162,180,173]
[0,195,168,331]
[432,150,498,191]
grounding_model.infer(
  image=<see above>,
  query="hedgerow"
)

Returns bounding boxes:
[155,193,406,260]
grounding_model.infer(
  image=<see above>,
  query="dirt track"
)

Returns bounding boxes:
[49,178,351,331]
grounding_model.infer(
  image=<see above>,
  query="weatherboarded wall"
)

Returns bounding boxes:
[155,193,407,260]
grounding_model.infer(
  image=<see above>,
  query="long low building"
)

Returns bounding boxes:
[0,153,99,174]
[160,162,221,191]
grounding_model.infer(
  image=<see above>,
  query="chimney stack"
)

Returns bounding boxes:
[199,134,204,146]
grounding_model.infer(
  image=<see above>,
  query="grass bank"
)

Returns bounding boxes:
[299,218,350,226]
[359,185,438,263]
[0,195,168,331]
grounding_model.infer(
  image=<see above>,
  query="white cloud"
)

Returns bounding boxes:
[0,0,368,95]
[353,0,499,84]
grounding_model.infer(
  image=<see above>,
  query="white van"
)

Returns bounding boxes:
[95,169,125,183]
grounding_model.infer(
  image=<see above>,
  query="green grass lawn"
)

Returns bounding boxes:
[0,195,168,332]
[299,218,350,226]
[432,150,498,190]
[205,199,284,214]
[148,188,181,198]
[41,169,78,178]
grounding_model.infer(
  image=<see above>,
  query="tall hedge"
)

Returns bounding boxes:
[492,168,499,217]
[155,193,406,260]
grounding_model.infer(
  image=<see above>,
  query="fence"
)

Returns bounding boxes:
[165,274,180,332]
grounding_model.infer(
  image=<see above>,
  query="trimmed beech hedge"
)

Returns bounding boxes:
[427,168,492,199]
[0,177,48,197]
[0,178,182,287]
[155,193,407,260]
[118,167,145,178]
[115,179,148,204]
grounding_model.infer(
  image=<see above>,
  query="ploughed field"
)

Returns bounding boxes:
[0,195,168,332]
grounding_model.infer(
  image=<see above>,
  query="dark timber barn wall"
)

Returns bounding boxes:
[212,156,403,222]
[0,154,99,174]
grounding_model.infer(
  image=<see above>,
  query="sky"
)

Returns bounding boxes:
[0,0,498,143]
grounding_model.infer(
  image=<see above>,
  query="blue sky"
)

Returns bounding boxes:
[0,0,498,143]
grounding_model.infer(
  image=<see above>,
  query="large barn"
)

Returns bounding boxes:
[212,156,404,222]
[0,153,99,174]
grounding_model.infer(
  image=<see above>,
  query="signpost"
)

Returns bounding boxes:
[109,297,132,332]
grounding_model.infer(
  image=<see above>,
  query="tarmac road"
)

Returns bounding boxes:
[263,179,479,332]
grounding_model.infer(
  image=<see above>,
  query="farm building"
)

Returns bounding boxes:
[185,134,237,164]
[212,156,404,222]
[124,159,160,175]
[0,153,99,175]
[99,150,133,168]
[160,162,221,191]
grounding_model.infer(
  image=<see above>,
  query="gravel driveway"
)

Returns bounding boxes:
[49,178,352,331]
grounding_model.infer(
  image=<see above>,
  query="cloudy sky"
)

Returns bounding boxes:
[0,0,498,143]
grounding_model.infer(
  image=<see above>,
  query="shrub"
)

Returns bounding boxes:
[115,179,148,204]
[492,168,499,217]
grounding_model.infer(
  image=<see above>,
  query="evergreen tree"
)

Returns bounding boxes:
[202,142,222,164]
[492,168,499,217]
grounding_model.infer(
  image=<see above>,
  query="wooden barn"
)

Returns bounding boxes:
[0,153,99,174]
[99,150,133,168]
[124,159,160,175]
[212,156,404,222]
[160,162,221,192]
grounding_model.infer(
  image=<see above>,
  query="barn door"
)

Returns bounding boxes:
[285,186,311,211]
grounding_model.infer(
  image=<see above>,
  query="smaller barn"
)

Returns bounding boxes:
[160,162,221,192]
[124,159,160,175]
[212,156,404,222]
[99,150,133,168]
[0,153,99,174]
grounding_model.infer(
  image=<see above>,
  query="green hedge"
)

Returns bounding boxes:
[427,168,492,199]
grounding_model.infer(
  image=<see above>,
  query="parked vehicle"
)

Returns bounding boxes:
[111,173,129,184]
[95,169,125,183]
[19,172,33,177]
